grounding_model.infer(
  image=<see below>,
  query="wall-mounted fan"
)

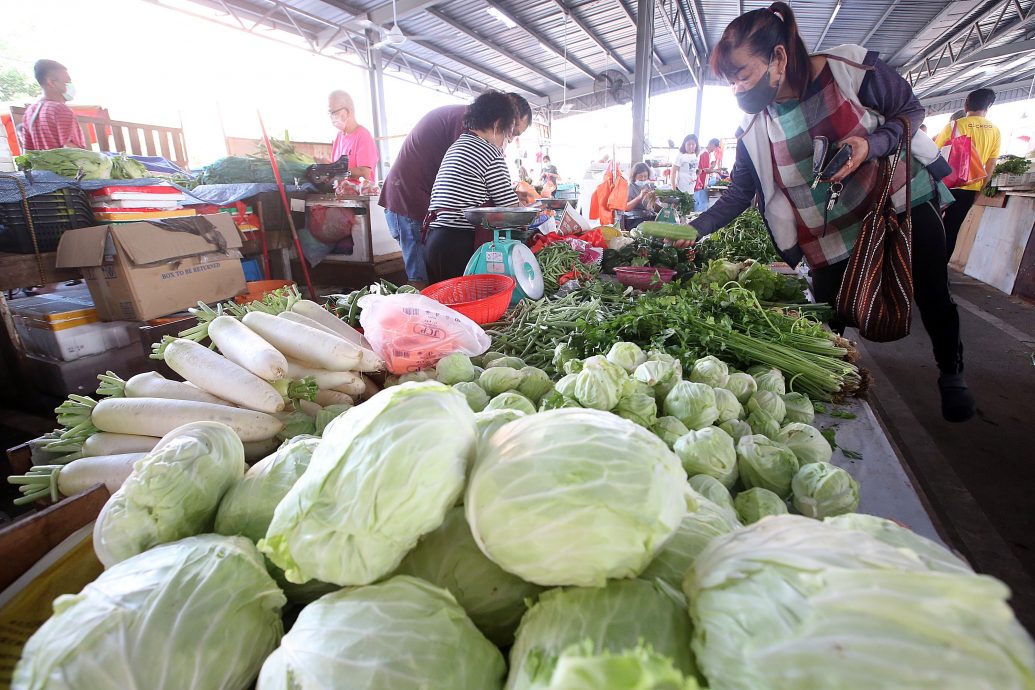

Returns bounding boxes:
[594,69,632,105]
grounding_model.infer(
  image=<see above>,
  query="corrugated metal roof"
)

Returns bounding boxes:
[172,0,1035,110]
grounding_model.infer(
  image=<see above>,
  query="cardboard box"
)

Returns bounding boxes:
[55,214,246,321]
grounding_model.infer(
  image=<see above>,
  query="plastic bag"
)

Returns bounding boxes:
[358,293,491,375]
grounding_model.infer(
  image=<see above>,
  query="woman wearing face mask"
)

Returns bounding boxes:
[682,2,972,423]
[424,91,520,283]
[669,135,699,194]
[625,163,660,230]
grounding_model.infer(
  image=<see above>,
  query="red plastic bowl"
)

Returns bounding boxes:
[614,266,677,291]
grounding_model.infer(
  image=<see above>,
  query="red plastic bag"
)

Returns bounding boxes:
[940,123,986,189]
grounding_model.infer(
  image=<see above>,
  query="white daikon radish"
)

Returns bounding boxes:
[164,338,285,414]
[277,311,383,373]
[278,310,344,338]
[297,399,323,417]
[9,453,147,505]
[92,398,282,442]
[361,374,381,401]
[82,433,160,457]
[123,372,233,406]
[243,311,362,371]
[285,359,366,395]
[290,299,370,348]
[315,390,354,407]
[209,314,288,381]
[243,437,281,463]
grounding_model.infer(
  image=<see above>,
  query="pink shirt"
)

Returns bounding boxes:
[331,125,379,182]
[23,100,86,151]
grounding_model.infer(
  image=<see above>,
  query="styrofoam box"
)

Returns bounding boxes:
[14,318,139,362]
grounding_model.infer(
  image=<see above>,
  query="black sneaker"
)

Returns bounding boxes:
[938,373,976,423]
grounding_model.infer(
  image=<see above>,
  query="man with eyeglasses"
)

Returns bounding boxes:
[328,90,378,182]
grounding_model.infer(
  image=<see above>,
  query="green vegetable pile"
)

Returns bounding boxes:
[693,208,781,265]
[693,258,808,304]
[325,280,420,327]
[16,148,113,180]
[601,236,695,280]
[984,156,1033,196]
[536,243,600,295]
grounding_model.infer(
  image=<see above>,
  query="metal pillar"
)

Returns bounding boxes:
[366,29,390,181]
[694,85,704,137]
[631,0,655,163]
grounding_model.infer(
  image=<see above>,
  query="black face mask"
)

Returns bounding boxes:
[736,61,781,114]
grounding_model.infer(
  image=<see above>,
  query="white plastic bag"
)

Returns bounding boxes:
[358,293,490,375]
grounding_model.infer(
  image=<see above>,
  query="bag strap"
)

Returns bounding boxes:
[875,116,912,221]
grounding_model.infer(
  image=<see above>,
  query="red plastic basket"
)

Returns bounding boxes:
[614,266,677,291]
[421,274,516,324]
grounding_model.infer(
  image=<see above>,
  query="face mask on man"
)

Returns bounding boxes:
[735,58,780,114]
[62,82,76,102]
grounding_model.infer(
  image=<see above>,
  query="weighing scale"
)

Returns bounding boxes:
[652,190,681,224]
[463,207,545,305]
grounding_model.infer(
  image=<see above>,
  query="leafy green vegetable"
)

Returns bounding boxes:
[15,535,285,690]
[16,147,113,179]
[674,427,738,488]
[607,342,648,373]
[474,408,527,447]
[640,493,741,589]
[652,416,691,449]
[688,475,736,513]
[480,367,525,396]
[466,409,686,587]
[791,462,860,518]
[733,487,788,524]
[777,422,833,465]
[735,434,800,499]
[748,366,787,395]
[719,418,753,444]
[260,382,476,586]
[486,390,537,415]
[258,576,505,690]
[713,387,744,424]
[527,642,702,690]
[436,353,478,385]
[746,390,787,425]
[395,507,542,647]
[517,366,554,403]
[94,422,245,568]
[692,208,779,264]
[664,381,720,430]
[455,381,491,412]
[315,404,351,435]
[572,356,626,410]
[689,355,729,388]
[781,392,815,424]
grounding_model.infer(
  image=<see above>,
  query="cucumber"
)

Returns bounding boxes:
[637,221,699,242]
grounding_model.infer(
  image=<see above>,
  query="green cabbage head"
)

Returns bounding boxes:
[573,356,627,410]
[688,474,736,514]
[685,515,1035,690]
[607,341,648,373]
[781,392,815,424]
[664,381,719,430]
[791,462,860,518]
[718,419,753,444]
[746,390,786,424]
[641,491,741,589]
[652,416,691,449]
[526,642,702,690]
[257,576,505,690]
[455,381,491,412]
[634,352,683,400]
[776,422,832,465]
[733,487,788,524]
[94,421,246,568]
[518,366,555,403]
[436,352,478,385]
[466,408,686,587]
[721,372,757,404]
[748,365,786,394]
[394,506,542,647]
[713,387,743,424]
[480,367,525,396]
[506,578,698,690]
[674,427,738,488]
[735,434,800,499]
[260,382,476,586]
[15,535,285,690]
[475,408,528,447]
[689,355,729,388]
[486,391,537,415]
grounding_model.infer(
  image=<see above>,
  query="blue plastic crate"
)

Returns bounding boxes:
[241,258,264,281]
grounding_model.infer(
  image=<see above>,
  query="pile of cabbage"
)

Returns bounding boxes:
[14,380,1035,690]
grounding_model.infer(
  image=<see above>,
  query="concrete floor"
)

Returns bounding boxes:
[856,270,1035,632]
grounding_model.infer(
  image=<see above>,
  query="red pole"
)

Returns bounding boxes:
[257,110,316,299]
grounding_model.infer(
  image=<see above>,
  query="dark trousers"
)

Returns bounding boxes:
[810,201,964,375]
[941,188,977,261]
[425,228,476,284]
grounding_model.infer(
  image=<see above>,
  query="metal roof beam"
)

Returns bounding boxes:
[889,1,991,67]
[687,0,710,53]
[617,0,666,67]
[958,38,1035,64]
[549,0,634,75]
[814,0,843,52]
[425,7,568,87]
[920,75,1035,111]
[408,39,548,97]
[656,0,699,86]
[481,0,598,81]
[860,3,896,48]
[365,0,441,27]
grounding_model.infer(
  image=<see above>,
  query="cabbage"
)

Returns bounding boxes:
[791,462,860,518]
[718,419,753,444]
[824,513,972,574]
[641,493,741,589]
[15,535,285,690]
[475,408,528,446]
[260,382,476,585]
[486,390,537,415]
[735,434,800,499]
[781,392,815,424]
[275,409,316,440]
[215,435,320,542]
[564,358,584,375]
[685,515,1035,690]
[688,474,736,514]
[480,367,524,396]
[652,416,691,449]
[572,356,626,410]
[16,147,114,179]
[455,380,491,412]
[539,392,581,411]
[606,341,647,373]
[394,507,542,646]
[506,578,697,690]
[399,370,433,384]
[526,642,702,690]
[713,387,743,423]
[634,351,683,399]
[480,351,506,366]
[614,389,658,428]
[746,410,781,439]
[94,422,245,568]
[552,343,579,371]
[776,422,833,464]
[733,487,788,524]
[315,403,351,435]
[555,372,578,398]
[674,427,738,488]
[258,576,505,690]
[517,366,554,403]
[720,372,757,404]
[663,382,719,430]
[466,408,686,587]
[748,365,786,394]
[746,390,786,424]
[486,355,526,370]
[689,356,729,388]
[436,352,478,384]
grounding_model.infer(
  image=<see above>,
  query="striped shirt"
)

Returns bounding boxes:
[429,132,518,231]
[22,100,86,151]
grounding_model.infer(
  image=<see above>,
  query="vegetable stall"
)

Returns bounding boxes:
[0,199,1028,690]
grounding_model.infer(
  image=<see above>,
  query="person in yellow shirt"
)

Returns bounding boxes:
[935,88,1001,260]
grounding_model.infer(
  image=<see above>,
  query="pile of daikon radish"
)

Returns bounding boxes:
[9,292,384,506]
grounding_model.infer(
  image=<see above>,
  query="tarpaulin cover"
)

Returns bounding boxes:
[185,182,313,207]
[0,172,201,205]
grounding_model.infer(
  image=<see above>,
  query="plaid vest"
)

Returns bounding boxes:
[765,64,947,268]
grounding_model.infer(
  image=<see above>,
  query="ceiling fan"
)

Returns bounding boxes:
[365,0,438,50]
